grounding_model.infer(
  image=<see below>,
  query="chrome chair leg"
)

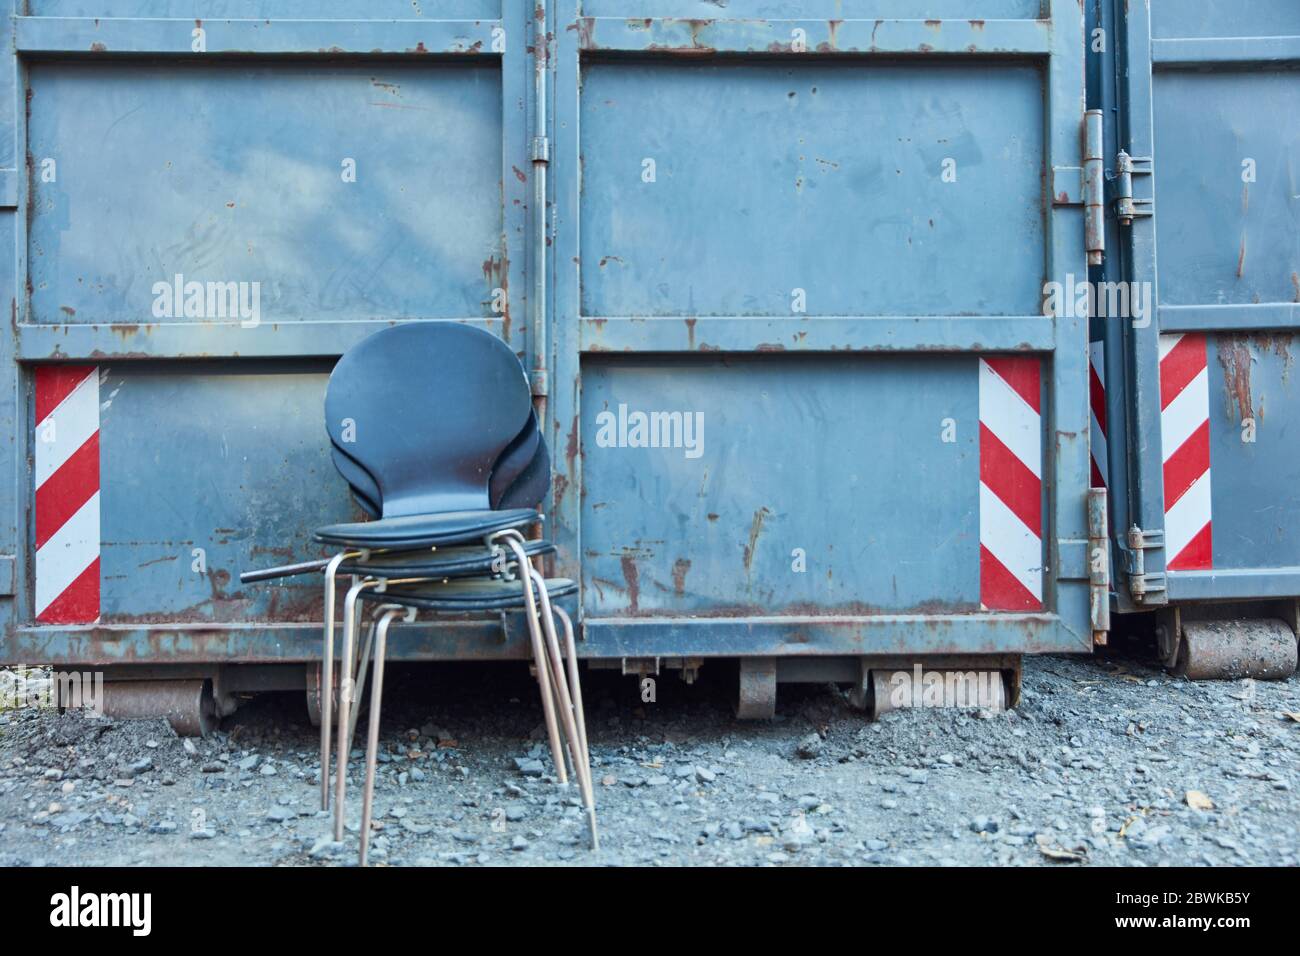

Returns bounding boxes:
[493,535,568,786]
[360,605,413,867]
[320,552,348,811]
[336,577,380,842]
[554,605,597,849]
[346,608,380,754]
[526,564,596,841]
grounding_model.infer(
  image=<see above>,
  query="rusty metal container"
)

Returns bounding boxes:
[2,1,1107,713]
[1089,0,1300,677]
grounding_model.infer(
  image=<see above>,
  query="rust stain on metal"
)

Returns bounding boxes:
[620,554,640,612]
[1291,271,1299,302]
[742,506,772,574]
[1236,236,1246,278]
[671,558,691,596]
[1218,336,1256,423]
[685,317,696,350]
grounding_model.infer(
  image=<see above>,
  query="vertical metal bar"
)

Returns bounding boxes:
[550,0,582,598]
[1047,0,1093,648]
[502,0,529,359]
[4,0,26,633]
[531,0,550,430]
[1118,0,1169,595]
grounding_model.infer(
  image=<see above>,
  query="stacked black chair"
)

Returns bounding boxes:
[241,323,595,865]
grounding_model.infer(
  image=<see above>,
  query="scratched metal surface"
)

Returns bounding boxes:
[1207,336,1300,572]
[580,355,982,616]
[27,61,504,325]
[579,60,1045,318]
[94,362,354,624]
[1149,0,1300,39]
[31,1,500,15]
[1151,69,1300,308]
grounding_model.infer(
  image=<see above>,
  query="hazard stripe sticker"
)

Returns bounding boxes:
[1089,341,1108,490]
[34,366,100,624]
[1159,334,1212,571]
[979,357,1043,611]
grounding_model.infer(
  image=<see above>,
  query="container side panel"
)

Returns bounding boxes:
[580,354,985,616]
[28,62,503,325]
[31,1,501,16]
[1152,69,1300,308]
[583,0,1041,17]
[91,362,349,625]
[1150,0,1300,39]
[1206,334,1300,571]
[579,61,1046,317]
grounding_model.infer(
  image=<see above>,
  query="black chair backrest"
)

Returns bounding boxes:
[331,446,381,518]
[488,409,541,506]
[325,324,530,517]
[498,432,551,510]
[332,406,542,515]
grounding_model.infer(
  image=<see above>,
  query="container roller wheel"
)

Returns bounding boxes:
[736,657,777,719]
[1173,619,1297,681]
[304,661,342,728]
[98,679,216,738]
[850,665,1011,719]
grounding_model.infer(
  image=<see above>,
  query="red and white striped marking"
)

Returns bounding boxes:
[1159,333,1212,571]
[1089,341,1108,489]
[979,356,1043,611]
[34,366,100,624]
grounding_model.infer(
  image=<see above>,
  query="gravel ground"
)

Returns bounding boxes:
[1,646,1297,867]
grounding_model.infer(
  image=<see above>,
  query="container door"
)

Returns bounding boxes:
[1117,1,1300,604]
[3,3,531,664]
[550,0,1097,656]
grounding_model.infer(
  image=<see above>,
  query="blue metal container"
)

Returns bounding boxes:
[1090,0,1300,678]
[1,1,1109,715]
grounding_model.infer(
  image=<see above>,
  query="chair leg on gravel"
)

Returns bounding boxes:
[525,563,597,847]
[320,552,348,811]
[553,605,597,849]
[359,605,412,867]
[346,608,382,754]
[494,529,596,845]
[496,534,568,786]
[335,577,382,842]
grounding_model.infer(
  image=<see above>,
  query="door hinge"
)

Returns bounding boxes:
[1087,489,1110,645]
[1083,109,1105,266]
[1113,151,1153,225]
[1124,525,1166,603]
[1052,111,1106,265]
[531,136,550,164]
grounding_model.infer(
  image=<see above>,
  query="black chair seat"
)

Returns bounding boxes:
[337,539,554,578]
[379,577,578,611]
[314,509,540,549]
